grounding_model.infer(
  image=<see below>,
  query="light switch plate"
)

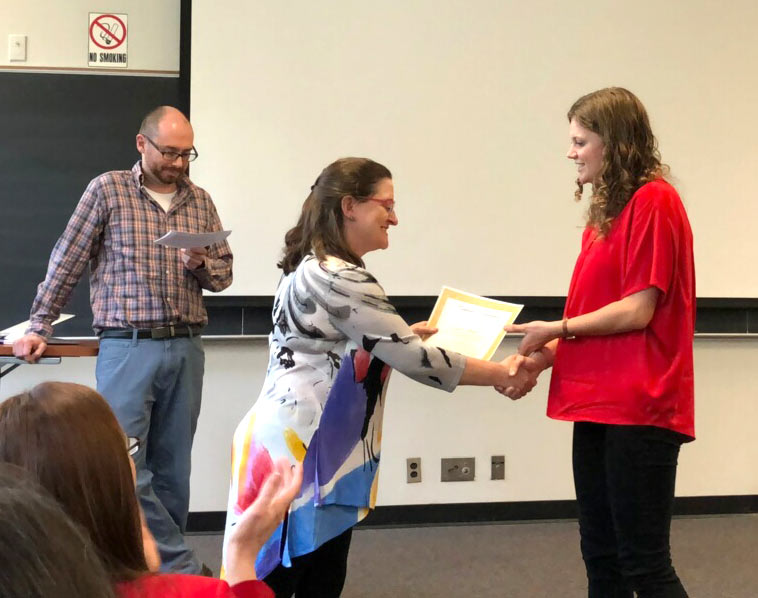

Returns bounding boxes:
[9,35,27,62]
[491,455,505,480]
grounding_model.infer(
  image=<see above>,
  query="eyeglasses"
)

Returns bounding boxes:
[127,436,141,456]
[142,135,198,162]
[366,197,396,215]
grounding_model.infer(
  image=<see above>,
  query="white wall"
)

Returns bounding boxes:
[191,0,758,297]
[2,336,755,511]
[0,1,180,73]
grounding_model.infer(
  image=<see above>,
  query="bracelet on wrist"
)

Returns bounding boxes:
[562,318,576,340]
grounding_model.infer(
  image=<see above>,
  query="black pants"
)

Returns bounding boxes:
[263,528,353,598]
[572,422,689,598]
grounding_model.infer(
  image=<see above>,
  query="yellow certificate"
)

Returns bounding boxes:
[426,287,522,360]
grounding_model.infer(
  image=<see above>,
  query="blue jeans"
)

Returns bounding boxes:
[572,422,689,598]
[96,333,204,574]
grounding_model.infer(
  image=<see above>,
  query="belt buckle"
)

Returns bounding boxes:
[151,326,171,340]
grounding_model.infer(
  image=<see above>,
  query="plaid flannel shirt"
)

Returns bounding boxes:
[28,162,233,337]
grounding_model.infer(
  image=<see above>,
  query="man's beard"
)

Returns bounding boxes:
[157,166,183,184]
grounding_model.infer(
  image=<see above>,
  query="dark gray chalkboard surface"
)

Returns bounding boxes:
[0,72,183,336]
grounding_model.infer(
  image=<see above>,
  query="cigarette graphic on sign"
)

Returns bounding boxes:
[99,23,121,46]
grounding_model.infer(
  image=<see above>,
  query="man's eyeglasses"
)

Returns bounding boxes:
[127,436,141,456]
[142,135,198,162]
[365,197,396,215]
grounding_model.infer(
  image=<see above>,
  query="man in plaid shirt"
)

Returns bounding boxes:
[13,106,233,574]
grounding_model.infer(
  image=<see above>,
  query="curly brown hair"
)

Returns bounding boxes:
[278,157,392,274]
[568,87,668,236]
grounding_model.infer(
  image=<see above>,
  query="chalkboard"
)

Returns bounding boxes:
[0,72,184,337]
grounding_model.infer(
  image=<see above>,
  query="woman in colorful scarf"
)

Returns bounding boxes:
[224,157,540,597]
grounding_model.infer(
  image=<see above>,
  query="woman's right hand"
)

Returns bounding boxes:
[224,458,303,585]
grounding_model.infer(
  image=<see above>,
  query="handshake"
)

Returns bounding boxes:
[494,352,545,400]
[493,320,561,400]
[410,319,557,401]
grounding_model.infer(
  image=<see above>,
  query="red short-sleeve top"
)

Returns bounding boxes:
[547,179,696,438]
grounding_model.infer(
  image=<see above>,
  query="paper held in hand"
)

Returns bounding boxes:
[0,314,75,344]
[426,287,522,360]
[154,230,231,249]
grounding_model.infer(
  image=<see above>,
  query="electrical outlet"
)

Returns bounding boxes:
[441,457,475,482]
[406,457,421,483]
[491,455,505,480]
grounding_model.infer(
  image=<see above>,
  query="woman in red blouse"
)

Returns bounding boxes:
[508,87,694,598]
[0,381,302,598]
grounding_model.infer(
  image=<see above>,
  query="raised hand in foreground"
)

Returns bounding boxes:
[225,458,304,585]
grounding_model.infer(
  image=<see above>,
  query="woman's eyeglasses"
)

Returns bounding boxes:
[366,197,395,215]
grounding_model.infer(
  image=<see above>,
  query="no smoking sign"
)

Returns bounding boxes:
[89,13,128,68]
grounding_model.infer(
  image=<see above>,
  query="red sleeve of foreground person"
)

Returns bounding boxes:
[118,573,274,598]
[547,179,696,438]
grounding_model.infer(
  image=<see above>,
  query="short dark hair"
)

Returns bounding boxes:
[0,464,115,598]
[139,105,189,137]
[278,157,392,273]
[0,382,148,582]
